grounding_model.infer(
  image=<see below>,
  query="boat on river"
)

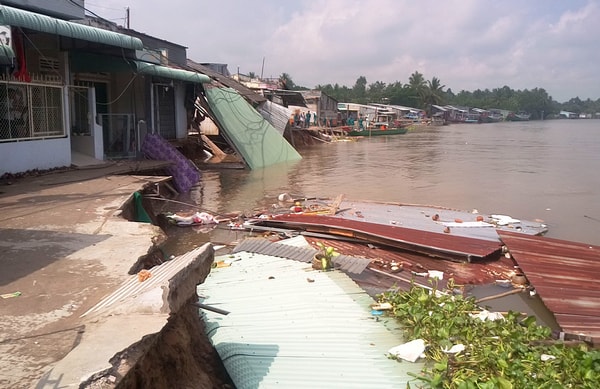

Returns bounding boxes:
[506,112,531,121]
[344,125,408,136]
[344,109,410,136]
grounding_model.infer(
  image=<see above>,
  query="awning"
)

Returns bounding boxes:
[0,44,15,66]
[134,61,210,84]
[0,5,143,50]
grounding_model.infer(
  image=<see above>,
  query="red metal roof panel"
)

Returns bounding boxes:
[498,230,600,343]
[265,214,502,261]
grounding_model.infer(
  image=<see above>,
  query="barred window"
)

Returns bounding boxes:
[0,81,65,141]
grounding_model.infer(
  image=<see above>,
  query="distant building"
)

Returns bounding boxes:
[559,110,578,119]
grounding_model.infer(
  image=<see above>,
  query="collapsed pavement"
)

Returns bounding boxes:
[0,166,231,388]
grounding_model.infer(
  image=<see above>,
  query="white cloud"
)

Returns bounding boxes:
[86,0,600,102]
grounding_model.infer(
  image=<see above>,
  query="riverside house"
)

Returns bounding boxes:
[0,0,209,175]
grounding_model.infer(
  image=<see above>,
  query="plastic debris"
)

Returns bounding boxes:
[290,202,303,213]
[167,212,218,226]
[470,310,505,321]
[428,270,444,280]
[371,302,393,310]
[442,344,465,354]
[1,291,22,299]
[541,354,556,361]
[278,193,293,202]
[388,339,426,362]
[227,221,245,230]
[137,269,151,282]
[491,214,520,225]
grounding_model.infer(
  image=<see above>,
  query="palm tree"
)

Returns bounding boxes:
[279,73,295,90]
[408,71,427,108]
[423,77,446,116]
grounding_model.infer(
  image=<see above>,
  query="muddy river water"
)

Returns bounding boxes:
[162,119,600,328]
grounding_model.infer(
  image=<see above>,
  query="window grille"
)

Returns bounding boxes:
[0,81,65,141]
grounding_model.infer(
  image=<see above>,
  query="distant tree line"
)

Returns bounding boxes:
[277,71,600,120]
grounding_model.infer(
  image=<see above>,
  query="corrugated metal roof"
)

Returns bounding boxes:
[133,61,210,83]
[232,237,371,275]
[311,237,517,287]
[499,231,600,344]
[204,87,302,169]
[263,213,502,261]
[0,5,143,50]
[257,100,293,136]
[198,252,423,388]
[81,244,212,318]
[256,200,547,262]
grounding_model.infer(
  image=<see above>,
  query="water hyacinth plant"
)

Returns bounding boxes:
[377,280,600,388]
[313,242,339,271]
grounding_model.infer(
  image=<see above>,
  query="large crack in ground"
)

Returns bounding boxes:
[83,300,234,389]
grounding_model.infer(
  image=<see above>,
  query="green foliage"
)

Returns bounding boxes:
[279,72,296,90]
[316,242,339,260]
[378,282,600,388]
[311,71,600,117]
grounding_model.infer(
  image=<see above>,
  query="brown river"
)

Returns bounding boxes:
[159,118,600,328]
[187,118,600,246]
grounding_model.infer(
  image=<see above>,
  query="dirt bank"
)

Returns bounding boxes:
[82,300,234,389]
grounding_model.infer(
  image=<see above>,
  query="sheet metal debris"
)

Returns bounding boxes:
[499,230,600,345]
[251,199,548,262]
[232,237,371,275]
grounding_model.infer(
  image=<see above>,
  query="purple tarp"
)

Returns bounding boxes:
[141,133,200,193]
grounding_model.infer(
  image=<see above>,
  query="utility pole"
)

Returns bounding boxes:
[126,7,130,29]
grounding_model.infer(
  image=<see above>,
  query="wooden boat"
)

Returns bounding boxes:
[343,109,410,136]
[506,112,531,121]
[344,126,408,136]
[344,118,409,136]
[479,112,504,123]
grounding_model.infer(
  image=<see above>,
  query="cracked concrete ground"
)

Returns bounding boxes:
[0,167,168,388]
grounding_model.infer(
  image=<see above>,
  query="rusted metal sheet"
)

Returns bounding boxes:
[498,230,600,344]
[263,214,503,261]
[307,237,516,288]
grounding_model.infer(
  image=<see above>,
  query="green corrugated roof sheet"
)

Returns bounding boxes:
[198,250,424,388]
[0,5,143,50]
[134,61,210,83]
[205,87,302,169]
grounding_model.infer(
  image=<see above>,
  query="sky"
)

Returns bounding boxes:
[85,0,600,103]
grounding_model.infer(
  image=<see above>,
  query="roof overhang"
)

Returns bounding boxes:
[0,5,143,50]
[134,61,210,83]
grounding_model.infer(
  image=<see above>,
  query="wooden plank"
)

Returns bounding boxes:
[201,134,226,159]
[327,194,345,215]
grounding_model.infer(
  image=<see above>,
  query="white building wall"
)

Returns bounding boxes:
[0,138,71,175]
